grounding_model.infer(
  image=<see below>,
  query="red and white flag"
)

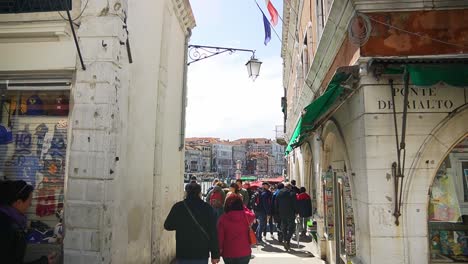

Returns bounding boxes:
[265,0,279,26]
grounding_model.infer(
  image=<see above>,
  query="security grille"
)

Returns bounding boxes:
[0,0,71,14]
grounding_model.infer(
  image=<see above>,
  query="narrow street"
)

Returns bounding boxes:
[223,234,325,264]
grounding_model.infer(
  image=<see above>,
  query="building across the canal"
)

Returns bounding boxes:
[281,1,468,263]
[185,137,286,178]
[0,1,194,263]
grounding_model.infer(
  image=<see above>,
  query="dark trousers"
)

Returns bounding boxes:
[280,216,295,243]
[274,216,283,241]
[223,255,250,264]
[256,212,267,240]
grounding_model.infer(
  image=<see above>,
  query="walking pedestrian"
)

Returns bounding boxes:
[164,182,220,264]
[226,183,243,200]
[296,187,313,237]
[206,182,226,222]
[275,183,297,251]
[244,183,254,210]
[217,195,255,264]
[271,183,284,242]
[0,180,57,264]
[236,179,250,207]
[290,180,300,194]
[254,182,272,243]
[205,178,220,196]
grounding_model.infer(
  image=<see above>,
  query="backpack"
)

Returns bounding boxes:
[209,190,223,208]
[251,191,261,210]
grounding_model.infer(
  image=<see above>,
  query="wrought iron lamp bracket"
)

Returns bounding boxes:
[187,45,256,65]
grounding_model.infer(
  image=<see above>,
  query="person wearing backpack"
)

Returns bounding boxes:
[254,182,272,243]
[206,182,226,221]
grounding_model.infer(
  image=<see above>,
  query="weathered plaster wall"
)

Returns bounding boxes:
[361,10,468,56]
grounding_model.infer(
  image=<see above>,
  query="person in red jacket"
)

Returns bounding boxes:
[217,194,255,264]
[296,187,313,237]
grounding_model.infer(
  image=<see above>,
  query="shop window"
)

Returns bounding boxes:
[0,89,69,261]
[429,136,468,262]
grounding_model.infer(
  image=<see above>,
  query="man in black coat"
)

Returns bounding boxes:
[275,183,298,251]
[165,182,220,264]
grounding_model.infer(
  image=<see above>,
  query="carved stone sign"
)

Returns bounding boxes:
[364,84,467,113]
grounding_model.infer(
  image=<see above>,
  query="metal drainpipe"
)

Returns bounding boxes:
[179,28,192,151]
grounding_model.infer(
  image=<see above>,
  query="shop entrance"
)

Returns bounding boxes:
[429,135,468,263]
[0,79,70,263]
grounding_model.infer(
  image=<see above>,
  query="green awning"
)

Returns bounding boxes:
[407,64,468,87]
[382,62,468,87]
[241,176,257,181]
[285,72,349,155]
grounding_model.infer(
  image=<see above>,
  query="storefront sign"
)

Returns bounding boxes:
[0,0,71,14]
[364,85,467,113]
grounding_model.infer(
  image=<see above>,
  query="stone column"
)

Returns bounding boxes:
[64,1,127,263]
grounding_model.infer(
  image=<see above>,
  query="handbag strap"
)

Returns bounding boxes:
[183,201,210,241]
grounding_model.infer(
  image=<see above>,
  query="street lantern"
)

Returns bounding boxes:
[246,57,262,81]
[188,44,262,81]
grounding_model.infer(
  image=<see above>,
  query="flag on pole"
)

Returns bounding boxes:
[265,0,279,26]
[262,13,272,45]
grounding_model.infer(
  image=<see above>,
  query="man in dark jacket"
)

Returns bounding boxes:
[290,180,300,194]
[165,182,220,264]
[296,187,313,236]
[271,183,284,242]
[254,182,272,243]
[275,183,297,251]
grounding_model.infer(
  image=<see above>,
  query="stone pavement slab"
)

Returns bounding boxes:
[220,233,325,264]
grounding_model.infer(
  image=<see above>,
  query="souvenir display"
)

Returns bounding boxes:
[0,91,70,261]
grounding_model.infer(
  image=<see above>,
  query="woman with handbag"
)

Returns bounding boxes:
[217,194,255,264]
[164,182,220,264]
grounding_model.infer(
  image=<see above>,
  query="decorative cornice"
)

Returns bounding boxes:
[171,0,196,35]
[0,21,71,41]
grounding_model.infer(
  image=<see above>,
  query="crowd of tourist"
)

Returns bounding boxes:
[165,178,313,264]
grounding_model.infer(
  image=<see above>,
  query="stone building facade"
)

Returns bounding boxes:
[0,0,195,263]
[282,1,468,263]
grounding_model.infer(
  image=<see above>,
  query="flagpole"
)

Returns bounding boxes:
[254,0,282,43]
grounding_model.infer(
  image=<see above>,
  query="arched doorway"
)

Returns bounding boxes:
[403,106,468,263]
[321,120,356,264]
[428,135,468,263]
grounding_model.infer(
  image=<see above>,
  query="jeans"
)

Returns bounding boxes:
[280,216,296,243]
[223,255,251,264]
[256,212,267,241]
[176,259,208,264]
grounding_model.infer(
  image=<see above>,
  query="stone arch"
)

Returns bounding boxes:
[403,105,468,264]
[320,118,359,260]
[321,118,352,172]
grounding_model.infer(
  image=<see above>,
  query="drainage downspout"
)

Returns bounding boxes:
[179,28,192,151]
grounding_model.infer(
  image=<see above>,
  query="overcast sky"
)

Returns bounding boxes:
[186,0,284,140]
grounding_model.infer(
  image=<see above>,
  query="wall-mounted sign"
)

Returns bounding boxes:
[0,0,71,14]
[364,84,467,113]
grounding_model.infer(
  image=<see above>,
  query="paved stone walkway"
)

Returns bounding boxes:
[221,233,325,264]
